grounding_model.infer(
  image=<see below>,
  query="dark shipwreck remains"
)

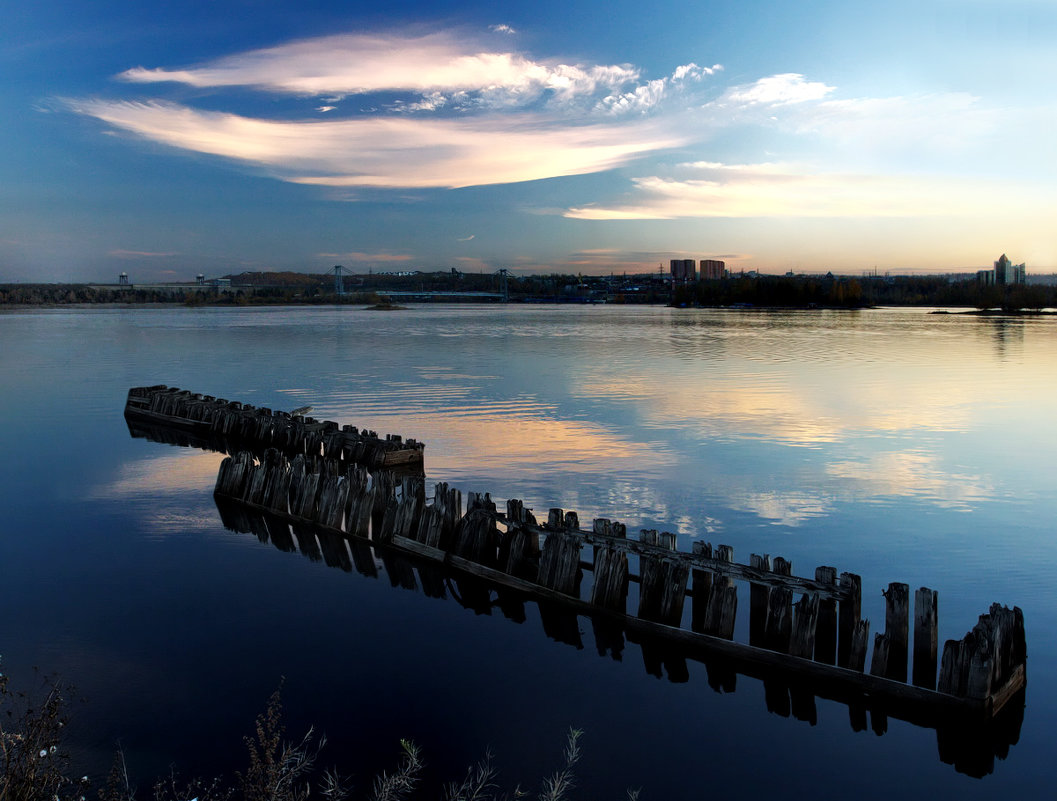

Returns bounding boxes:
[123,384,1027,777]
[124,385,424,469]
[211,447,1027,738]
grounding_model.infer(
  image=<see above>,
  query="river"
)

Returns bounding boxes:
[0,304,1054,799]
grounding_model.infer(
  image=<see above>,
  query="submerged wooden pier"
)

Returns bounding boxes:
[122,385,1028,776]
[125,385,424,469]
[211,447,1027,727]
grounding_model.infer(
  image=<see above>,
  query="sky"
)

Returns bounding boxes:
[1,0,1055,282]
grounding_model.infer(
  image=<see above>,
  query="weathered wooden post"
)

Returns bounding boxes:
[451,507,497,564]
[814,566,838,664]
[764,557,792,653]
[748,553,770,647]
[637,530,689,626]
[537,516,583,598]
[705,545,737,639]
[913,587,938,689]
[501,498,539,579]
[343,466,374,539]
[938,603,1026,709]
[882,582,910,682]
[790,593,820,660]
[691,541,714,634]
[315,472,350,530]
[848,619,871,673]
[838,572,862,669]
[589,518,629,613]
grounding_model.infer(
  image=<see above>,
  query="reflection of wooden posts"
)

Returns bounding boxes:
[838,572,862,668]
[589,519,629,613]
[748,553,770,647]
[814,567,837,664]
[765,557,792,653]
[315,528,352,572]
[913,587,938,689]
[871,583,909,682]
[638,530,689,626]
[347,536,378,578]
[380,551,417,590]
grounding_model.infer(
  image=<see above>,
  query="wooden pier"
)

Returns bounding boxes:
[124,385,424,469]
[211,448,1027,731]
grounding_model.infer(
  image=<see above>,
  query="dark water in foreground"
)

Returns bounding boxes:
[1,305,1055,799]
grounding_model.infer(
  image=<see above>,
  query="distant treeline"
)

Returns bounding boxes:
[671,274,1056,311]
[0,283,383,307]
[2,272,1054,310]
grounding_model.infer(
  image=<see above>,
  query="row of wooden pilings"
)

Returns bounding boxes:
[213,448,1025,712]
[127,385,423,467]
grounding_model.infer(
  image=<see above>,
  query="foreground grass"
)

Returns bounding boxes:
[2,664,637,801]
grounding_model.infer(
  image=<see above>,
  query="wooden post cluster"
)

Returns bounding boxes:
[938,604,1026,707]
[127,385,424,468]
[210,447,1027,720]
[215,449,381,538]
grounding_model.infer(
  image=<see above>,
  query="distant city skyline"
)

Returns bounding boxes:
[1,1,1054,282]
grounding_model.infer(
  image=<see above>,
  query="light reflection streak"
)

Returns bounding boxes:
[89,451,226,500]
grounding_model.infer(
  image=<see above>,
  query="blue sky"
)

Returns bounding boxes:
[1,0,1054,281]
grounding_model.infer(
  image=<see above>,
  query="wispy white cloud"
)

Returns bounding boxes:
[316,105,336,113]
[118,31,640,111]
[565,161,1051,219]
[490,24,517,35]
[317,251,414,262]
[108,248,179,258]
[68,99,687,190]
[456,234,475,241]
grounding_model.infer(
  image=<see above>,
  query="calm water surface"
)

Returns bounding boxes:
[1,305,1055,799]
